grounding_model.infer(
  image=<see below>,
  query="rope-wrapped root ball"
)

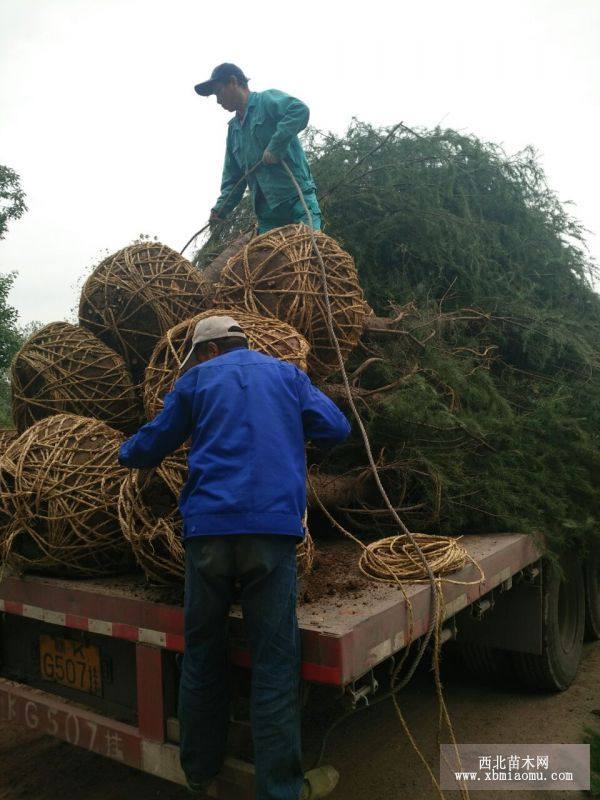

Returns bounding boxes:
[144,308,310,418]
[2,414,133,576]
[215,224,370,379]
[119,458,316,584]
[11,322,141,434]
[79,242,211,381]
[0,428,18,453]
[118,457,187,585]
[0,436,20,564]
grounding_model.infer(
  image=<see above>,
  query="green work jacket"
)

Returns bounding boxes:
[212,89,317,219]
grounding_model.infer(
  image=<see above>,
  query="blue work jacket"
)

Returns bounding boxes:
[118,348,351,540]
[213,89,318,219]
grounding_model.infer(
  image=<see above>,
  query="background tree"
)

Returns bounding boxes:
[0,272,25,427]
[0,165,27,240]
[0,166,27,426]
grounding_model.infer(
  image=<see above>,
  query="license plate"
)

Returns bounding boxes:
[39,635,102,697]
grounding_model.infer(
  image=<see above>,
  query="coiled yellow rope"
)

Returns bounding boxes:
[359,533,484,584]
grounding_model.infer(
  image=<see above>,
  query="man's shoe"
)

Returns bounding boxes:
[300,766,340,799]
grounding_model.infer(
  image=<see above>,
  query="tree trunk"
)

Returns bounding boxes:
[307,471,369,509]
[200,231,254,288]
[362,315,405,335]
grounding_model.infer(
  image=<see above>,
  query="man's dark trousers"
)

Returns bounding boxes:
[178,534,304,800]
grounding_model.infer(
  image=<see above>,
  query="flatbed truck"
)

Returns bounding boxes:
[0,532,598,798]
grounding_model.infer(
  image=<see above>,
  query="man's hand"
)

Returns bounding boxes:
[209,209,224,229]
[262,149,279,165]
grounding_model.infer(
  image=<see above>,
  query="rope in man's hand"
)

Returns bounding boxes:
[180,159,263,256]
[180,121,418,257]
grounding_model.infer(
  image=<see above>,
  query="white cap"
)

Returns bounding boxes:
[179,315,247,373]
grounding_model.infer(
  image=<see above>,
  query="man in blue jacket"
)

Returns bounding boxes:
[119,315,350,800]
[195,63,321,234]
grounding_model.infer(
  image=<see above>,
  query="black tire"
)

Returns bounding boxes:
[512,553,584,692]
[457,642,513,685]
[584,542,600,641]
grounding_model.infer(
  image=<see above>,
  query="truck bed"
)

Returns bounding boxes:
[0,532,541,794]
[0,533,539,686]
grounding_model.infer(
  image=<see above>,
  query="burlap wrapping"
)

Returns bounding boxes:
[79,242,210,380]
[143,308,310,418]
[119,459,315,584]
[0,414,132,576]
[11,322,140,434]
[215,224,370,378]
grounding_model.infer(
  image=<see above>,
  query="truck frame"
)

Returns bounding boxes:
[0,532,595,798]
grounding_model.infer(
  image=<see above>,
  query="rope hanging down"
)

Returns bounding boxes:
[281,158,478,800]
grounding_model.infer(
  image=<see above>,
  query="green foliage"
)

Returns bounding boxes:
[0,381,12,428]
[0,165,27,426]
[0,165,27,240]
[0,317,42,428]
[0,272,21,373]
[306,122,597,316]
[585,726,600,796]
[194,196,254,268]
[197,120,600,552]
[0,166,30,427]
[0,272,25,427]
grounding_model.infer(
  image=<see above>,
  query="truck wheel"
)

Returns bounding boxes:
[584,543,600,641]
[512,553,584,692]
[457,643,513,684]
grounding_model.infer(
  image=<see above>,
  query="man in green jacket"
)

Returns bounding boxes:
[195,63,321,234]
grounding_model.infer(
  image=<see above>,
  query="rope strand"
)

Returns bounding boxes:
[282,160,474,799]
[180,135,480,797]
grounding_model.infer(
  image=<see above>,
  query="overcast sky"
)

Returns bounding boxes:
[1,0,599,327]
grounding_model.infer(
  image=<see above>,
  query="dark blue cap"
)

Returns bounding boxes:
[194,63,249,96]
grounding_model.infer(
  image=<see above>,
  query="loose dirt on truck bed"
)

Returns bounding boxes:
[298,540,370,605]
[12,538,378,608]
[0,643,597,800]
